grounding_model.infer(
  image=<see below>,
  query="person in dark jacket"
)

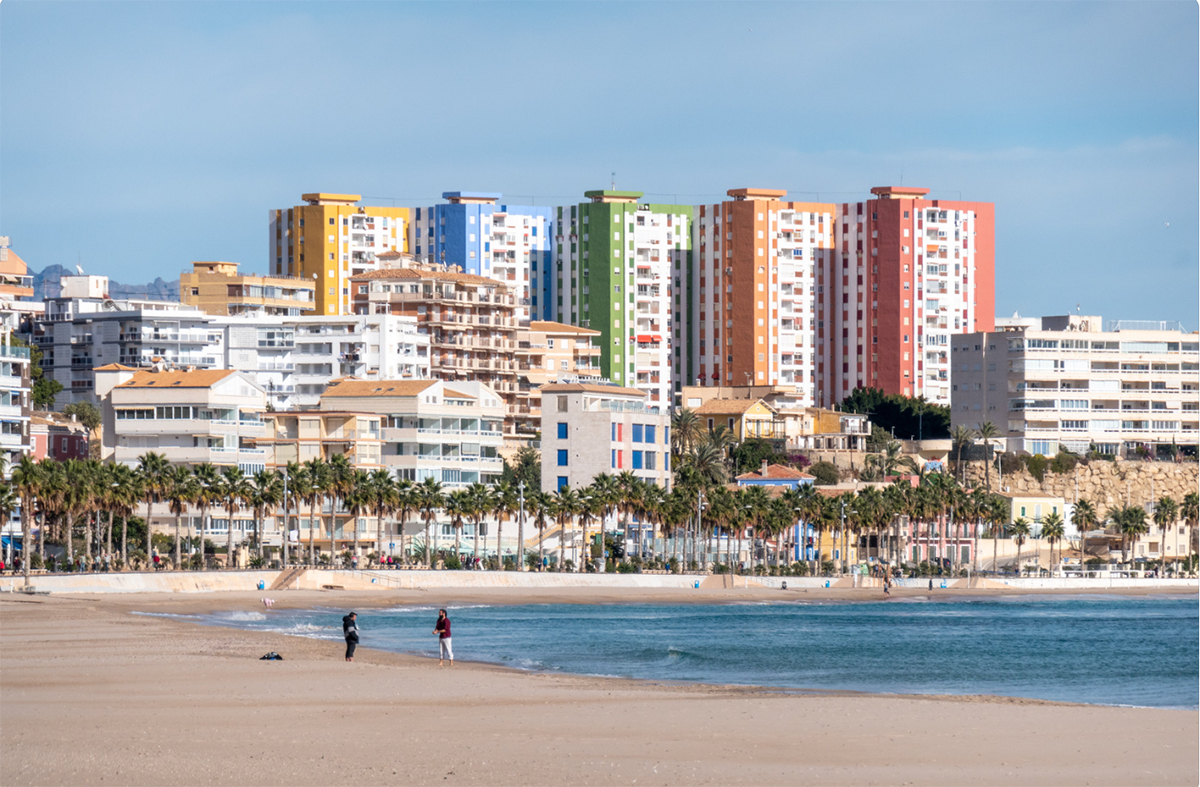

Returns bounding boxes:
[433,609,453,666]
[343,612,359,662]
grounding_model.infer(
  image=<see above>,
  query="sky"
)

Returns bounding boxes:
[2,1,1197,326]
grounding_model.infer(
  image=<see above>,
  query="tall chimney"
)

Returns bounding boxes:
[761,459,769,477]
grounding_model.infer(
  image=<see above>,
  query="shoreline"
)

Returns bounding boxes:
[3,588,1197,786]
[158,589,1197,712]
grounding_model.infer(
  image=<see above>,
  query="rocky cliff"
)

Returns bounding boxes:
[965,458,1198,510]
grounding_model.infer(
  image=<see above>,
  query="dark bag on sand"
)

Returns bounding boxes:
[259,652,284,661]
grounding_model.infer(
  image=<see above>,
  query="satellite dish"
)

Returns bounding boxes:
[75,264,86,275]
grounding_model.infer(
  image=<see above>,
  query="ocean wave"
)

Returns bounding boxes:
[130,611,204,620]
[215,611,267,622]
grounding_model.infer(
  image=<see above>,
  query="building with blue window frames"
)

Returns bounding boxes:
[409,192,554,326]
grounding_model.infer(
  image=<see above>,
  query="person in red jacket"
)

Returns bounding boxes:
[433,609,453,666]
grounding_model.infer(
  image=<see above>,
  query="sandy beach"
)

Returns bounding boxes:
[2,586,1196,787]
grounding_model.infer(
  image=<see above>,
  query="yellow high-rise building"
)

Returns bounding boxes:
[269,193,409,315]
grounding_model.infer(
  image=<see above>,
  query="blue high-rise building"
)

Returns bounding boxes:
[409,192,554,325]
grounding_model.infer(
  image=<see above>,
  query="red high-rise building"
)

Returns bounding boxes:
[820,187,995,406]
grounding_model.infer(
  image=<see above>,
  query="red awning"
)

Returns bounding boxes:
[636,334,653,343]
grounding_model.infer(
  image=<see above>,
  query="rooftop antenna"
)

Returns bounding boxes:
[611,172,616,190]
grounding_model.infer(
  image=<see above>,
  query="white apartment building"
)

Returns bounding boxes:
[30,274,430,410]
[950,314,1200,458]
[320,378,504,488]
[540,382,671,494]
[0,332,32,467]
[97,367,269,472]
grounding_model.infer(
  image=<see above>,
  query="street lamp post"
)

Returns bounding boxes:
[696,489,707,571]
[517,480,526,572]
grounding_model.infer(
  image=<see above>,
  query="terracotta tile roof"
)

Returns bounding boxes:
[527,321,601,336]
[117,369,239,389]
[93,363,139,371]
[695,398,771,416]
[539,383,648,397]
[736,464,815,481]
[321,379,439,398]
[349,267,505,288]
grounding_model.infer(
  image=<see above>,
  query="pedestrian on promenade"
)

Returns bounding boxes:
[433,609,453,666]
[343,612,359,662]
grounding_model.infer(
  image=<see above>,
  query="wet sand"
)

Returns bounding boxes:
[2,587,1196,786]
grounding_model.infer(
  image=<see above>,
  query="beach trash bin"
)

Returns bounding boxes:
[257,580,265,590]
[824,580,830,588]
[694,580,700,589]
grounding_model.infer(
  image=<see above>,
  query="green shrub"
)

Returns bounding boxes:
[810,461,840,486]
[616,561,637,574]
[820,560,835,576]
[1025,454,1048,483]
[443,555,462,570]
[1050,450,1078,475]
[30,552,43,569]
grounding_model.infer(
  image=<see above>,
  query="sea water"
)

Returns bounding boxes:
[181,595,1199,709]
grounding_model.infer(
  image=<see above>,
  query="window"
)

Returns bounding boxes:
[645,424,657,444]
[557,476,569,491]
[632,450,643,470]
[632,424,644,443]
[557,449,568,466]
[645,452,657,470]
[557,422,568,439]
[557,396,568,413]
[611,449,617,468]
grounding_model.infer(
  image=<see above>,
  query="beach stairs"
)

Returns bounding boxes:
[268,566,306,591]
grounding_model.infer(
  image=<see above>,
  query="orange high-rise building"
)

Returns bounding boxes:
[691,189,835,407]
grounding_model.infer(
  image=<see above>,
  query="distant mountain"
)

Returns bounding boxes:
[33,265,179,302]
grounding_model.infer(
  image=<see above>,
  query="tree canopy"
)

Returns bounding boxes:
[838,388,950,440]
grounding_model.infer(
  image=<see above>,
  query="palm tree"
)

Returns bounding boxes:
[108,463,140,568]
[280,461,305,567]
[671,407,703,459]
[464,482,495,565]
[444,489,470,560]
[137,452,170,567]
[165,466,198,569]
[615,471,642,564]
[1040,511,1065,574]
[736,486,770,573]
[367,469,396,563]
[218,466,251,568]
[11,457,42,585]
[1010,517,1030,575]
[530,491,551,571]
[414,477,444,567]
[346,470,371,561]
[1115,505,1149,567]
[576,489,601,570]
[986,494,1009,574]
[689,441,728,489]
[343,474,371,567]
[249,470,283,562]
[490,481,516,570]
[1153,496,1178,575]
[975,422,1000,491]
[302,459,329,564]
[1071,498,1097,569]
[325,454,354,559]
[589,473,621,567]
[191,462,221,569]
[551,487,580,570]
[38,461,69,564]
[950,425,973,484]
[1182,492,1199,572]
[392,479,416,565]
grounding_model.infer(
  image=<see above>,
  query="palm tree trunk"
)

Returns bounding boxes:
[226,504,236,569]
[376,505,384,565]
[454,524,461,559]
[146,500,155,567]
[106,510,113,565]
[495,514,503,571]
[65,511,75,564]
[120,516,128,567]
[992,527,999,574]
[472,517,480,564]
[537,525,544,571]
[174,511,182,569]
[425,515,433,567]
[84,512,92,570]
[197,504,207,570]
[256,507,264,562]
[558,518,565,570]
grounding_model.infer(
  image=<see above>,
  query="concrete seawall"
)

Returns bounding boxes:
[6,569,1196,595]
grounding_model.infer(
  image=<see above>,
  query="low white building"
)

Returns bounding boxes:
[319,378,505,488]
[540,382,671,493]
[98,366,268,473]
[951,314,1200,458]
